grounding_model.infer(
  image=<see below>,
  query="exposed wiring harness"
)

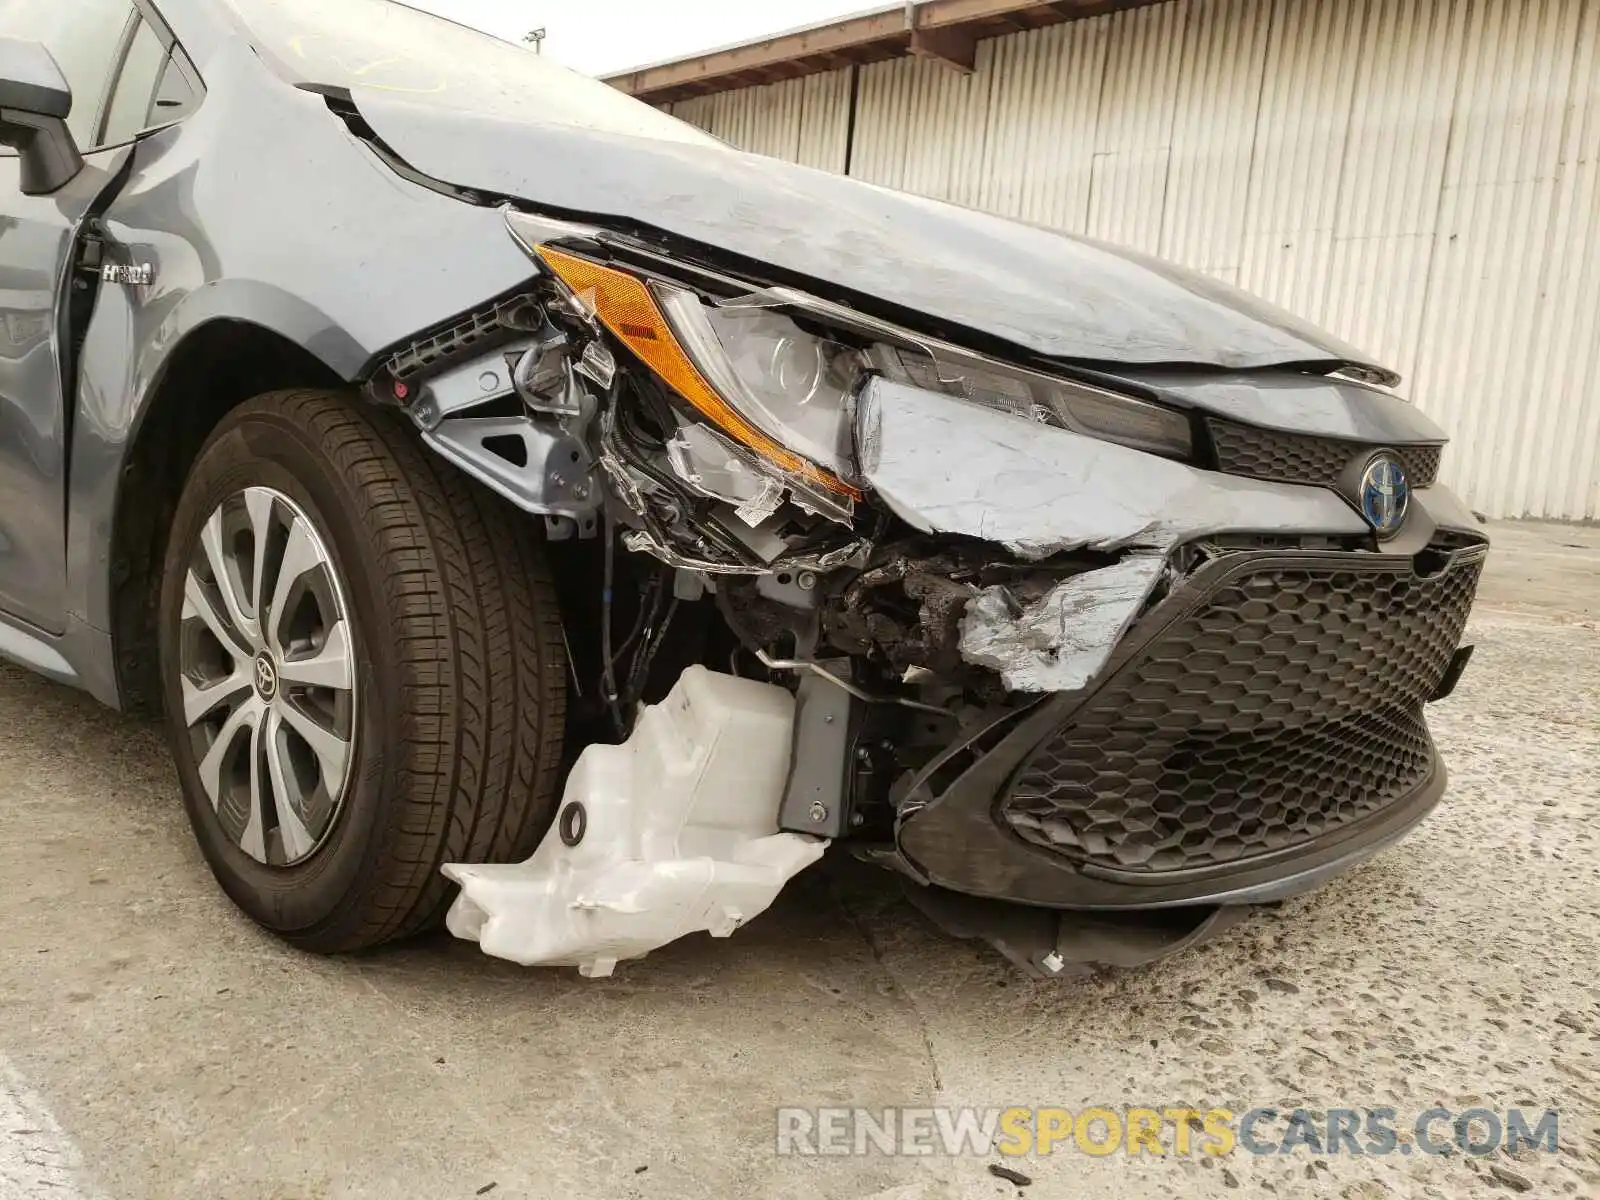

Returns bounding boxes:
[713,589,954,717]
[600,510,684,736]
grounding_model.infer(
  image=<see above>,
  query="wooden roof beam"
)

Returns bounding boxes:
[604,0,1161,101]
[909,25,980,71]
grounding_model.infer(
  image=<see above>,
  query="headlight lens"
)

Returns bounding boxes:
[534,245,861,501]
[654,291,864,485]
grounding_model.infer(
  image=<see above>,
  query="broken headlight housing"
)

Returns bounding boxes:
[524,235,1193,515]
[530,244,863,514]
[654,289,1195,475]
[654,292,866,486]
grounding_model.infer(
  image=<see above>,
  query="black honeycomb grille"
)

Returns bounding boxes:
[1003,553,1482,874]
[1209,419,1443,489]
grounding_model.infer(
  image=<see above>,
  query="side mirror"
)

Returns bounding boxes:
[0,38,83,195]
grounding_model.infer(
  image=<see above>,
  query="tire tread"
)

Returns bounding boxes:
[189,389,566,952]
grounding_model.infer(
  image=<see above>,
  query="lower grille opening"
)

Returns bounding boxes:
[1003,551,1482,875]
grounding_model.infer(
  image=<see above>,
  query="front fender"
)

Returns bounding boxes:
[64,37,539,674]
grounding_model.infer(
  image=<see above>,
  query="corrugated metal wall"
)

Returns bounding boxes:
[664,0,1600,521]
[669,69,853,171]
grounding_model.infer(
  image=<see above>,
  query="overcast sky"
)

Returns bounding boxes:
[405,0,877,76]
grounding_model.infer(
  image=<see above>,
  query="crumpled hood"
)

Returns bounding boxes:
[350,92,1398,382]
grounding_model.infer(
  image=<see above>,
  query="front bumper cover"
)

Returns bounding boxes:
[854,377,1486,910]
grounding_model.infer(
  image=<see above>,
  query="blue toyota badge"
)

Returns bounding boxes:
[1360,454,1410,536]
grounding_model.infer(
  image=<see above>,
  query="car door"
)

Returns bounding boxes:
[0,0,144,632]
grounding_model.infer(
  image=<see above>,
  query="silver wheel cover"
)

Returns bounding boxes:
[178,486,358,867]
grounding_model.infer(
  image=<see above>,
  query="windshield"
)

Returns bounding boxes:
[225,0,715,145]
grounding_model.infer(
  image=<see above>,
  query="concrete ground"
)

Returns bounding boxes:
[0,521,1596,1200]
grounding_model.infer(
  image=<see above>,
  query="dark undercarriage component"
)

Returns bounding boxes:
[898,882,1256,979]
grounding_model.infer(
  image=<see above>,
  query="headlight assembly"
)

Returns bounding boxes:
[534,245,862,505]
[529,239,1194,519]
[653,293,864,487]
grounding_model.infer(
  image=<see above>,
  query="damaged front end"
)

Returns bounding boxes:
[374,208,1487,977]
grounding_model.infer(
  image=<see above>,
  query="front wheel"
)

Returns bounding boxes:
[157,389,567,952]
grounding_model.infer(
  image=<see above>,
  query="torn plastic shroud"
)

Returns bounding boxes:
[444,666,825,975]
[896,880,1257,979]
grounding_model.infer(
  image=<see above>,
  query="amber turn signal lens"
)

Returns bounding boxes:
[535,246,859,499]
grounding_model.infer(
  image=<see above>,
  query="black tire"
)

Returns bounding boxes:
[157,388,567,952]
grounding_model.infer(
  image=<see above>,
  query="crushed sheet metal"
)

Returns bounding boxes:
[958,552,1168,692]
[442,667,826,976]
[857,378,1370,558]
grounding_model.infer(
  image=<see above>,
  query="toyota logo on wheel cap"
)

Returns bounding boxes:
[253,652,279,702]
[1359,454,1410,537]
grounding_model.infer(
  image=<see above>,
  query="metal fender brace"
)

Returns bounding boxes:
[371,288,606,541]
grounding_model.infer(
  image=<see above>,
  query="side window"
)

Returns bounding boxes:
[100,19,166,145]
[0,0,139,147]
